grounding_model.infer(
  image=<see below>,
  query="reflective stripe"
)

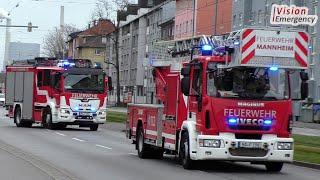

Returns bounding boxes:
[162,133,176,140]
[146,129,157,136]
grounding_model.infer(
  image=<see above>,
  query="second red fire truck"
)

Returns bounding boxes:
[127,27,310,171]
[5,58,112,131]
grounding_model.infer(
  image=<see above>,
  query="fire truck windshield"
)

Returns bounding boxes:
[64,74,104,93]
[207,67,289,100]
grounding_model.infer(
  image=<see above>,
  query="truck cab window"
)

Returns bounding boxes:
[43,70,51,86]
[37,71,43,87]
[191,65,202,96]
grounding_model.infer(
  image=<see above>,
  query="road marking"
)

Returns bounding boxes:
[72,138,85,142]
[54,132,66,136]
[95,144,112,150]
[128,153,136,156]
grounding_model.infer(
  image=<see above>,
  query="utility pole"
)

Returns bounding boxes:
[60,6,65,59]
[3,18,11,70]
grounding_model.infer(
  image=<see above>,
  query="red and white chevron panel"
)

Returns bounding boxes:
[240,28,309,68]
[241,29,256,65]
[294,32,309,67]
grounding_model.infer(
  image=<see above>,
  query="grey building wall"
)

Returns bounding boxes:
[9,42,40,62]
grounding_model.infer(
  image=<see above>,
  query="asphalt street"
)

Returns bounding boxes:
[0,108,319,180]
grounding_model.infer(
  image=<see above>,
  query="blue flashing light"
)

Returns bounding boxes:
[264,119,272,126]
[234,41,240,46]
[228,118,237,125]
[90,107,96,112]
[63,61,70,65]
[308,45,312,50]
[202,44,213,51]
[269,66,278,71]
[74,106,79,111]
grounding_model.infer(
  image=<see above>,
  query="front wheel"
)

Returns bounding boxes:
[265,162,283,172]
[179,132,194,169]
[43,108,56,130]
[90,124,99,131]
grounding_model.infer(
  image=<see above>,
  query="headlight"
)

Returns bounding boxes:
[199,139,221,148]
[98,110,106,116]
[60,109,70,114]
[277,142,293,150]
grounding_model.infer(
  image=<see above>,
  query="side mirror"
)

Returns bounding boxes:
[181,77,190,96]
[300,71,309,81]
[181,66,190,76]
[107,76,113,91]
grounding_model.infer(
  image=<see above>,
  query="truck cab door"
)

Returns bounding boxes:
[188,63,205,127]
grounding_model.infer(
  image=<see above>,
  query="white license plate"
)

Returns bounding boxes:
[238,141,262,149]
[79,112,91,116]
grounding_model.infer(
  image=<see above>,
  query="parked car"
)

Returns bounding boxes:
[0,93,5,107]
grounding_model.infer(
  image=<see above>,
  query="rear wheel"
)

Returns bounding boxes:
[137,127,150,158]
[14,106,32,128]
[14,106,23,127]
[265,162,283,172]
[90,124,99,131]
[180,132,194,169]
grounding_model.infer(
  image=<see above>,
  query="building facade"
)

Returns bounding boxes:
[107,1,176,104]
[67,19,115,72]
[8,42,40,62]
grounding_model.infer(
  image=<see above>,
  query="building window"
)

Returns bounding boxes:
[239,13,243,27]
[250,11,256,25]
[95,49,103,56]
[82,37,86,43]
[233,14,237,27]
[258,10,263,24]
[102,37,107,44]
[186,21,188,33]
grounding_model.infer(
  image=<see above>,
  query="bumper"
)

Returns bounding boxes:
[191,133,293,163]
[53,109,106,124]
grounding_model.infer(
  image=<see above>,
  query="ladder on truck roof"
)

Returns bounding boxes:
[10,57,57,67]
[150,27,309,70]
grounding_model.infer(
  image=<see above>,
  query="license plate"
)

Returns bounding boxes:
[238,141,262,149]
[79,112,91,116]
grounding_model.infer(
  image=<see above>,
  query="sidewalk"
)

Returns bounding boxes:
[293,121,320,137]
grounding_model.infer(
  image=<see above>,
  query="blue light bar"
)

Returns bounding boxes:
[269,66,278,71]
[264,119,272,125]
[74,106,79,111]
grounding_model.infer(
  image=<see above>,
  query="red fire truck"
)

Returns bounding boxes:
[5,58,112,131]
[127,28,310,171]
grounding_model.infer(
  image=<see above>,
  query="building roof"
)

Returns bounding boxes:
[79,19,115,36]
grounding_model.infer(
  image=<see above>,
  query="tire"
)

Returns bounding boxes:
[137,127,149,158]
[179,132,194,169]
[265,162,283,172]
[90,124,99,131]
[14,106,23,127]
[43,108,56,130]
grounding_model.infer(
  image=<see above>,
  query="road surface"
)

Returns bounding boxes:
[0,108,319,180]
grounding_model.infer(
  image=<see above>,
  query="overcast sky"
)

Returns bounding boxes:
[0,0,106,70]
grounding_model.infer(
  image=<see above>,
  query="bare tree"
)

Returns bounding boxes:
[43,24,79,59]
[91,0,129,106]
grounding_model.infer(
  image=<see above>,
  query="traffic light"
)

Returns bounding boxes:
[27,22,32,32]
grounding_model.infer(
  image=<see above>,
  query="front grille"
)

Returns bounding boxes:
[235,134,262,140]
[229,148,268,157]
[229,125,271,131]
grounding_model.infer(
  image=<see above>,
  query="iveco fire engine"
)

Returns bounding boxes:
[127,27,310,171]
[5,58,112,131]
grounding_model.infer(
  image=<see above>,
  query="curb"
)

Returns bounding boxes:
[293,161,320,170]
